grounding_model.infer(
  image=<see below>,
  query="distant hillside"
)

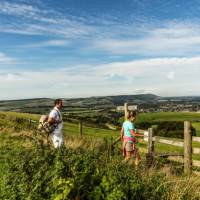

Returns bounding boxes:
[1,93,199,114]
[108,94,160,105]
[0,94,160,113]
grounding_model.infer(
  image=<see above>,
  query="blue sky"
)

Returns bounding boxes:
[1,0,200,99]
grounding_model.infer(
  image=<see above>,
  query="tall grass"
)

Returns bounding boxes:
[2,136,200,200]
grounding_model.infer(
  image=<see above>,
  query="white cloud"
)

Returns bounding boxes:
[0,1,95,39]
[4,73,23,81]
[21,39,70,48]
[0,1,39,16]
[166,72,175,80]
[92,22,200,56]
[0,1,60,23]
[0,52,16,64]
[0,56,200,99]
[94,57,200,79]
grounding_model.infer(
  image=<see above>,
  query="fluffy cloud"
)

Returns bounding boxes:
[22,40,70,48]
[92,22,200,57]
[0,1,39,16]
[0,1,95,38]
[166,72,175,80]
[0,52,16,64]
[0,56,200,99]
[95,56,200,79]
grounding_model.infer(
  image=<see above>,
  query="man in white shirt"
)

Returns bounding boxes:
[48,99,64,148]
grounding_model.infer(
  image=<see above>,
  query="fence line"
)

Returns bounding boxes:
[192,137,200,142]
[144,120,194,174]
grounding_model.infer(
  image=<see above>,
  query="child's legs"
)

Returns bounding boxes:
[125,142,134,160]
[125,151,133,160]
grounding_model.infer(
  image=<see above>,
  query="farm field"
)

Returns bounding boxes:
[136,112,200,123]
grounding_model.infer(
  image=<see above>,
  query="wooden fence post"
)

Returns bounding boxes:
[79,121,83,138]
[124,103,128,120]
[148,128,154,154]
[184,121,192,175]
[146,128,154,168]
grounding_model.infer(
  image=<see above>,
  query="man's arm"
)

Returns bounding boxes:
[48,117,60,124]
[48,111,62,124]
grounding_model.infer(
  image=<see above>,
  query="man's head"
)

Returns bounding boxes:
[54,99,63,110]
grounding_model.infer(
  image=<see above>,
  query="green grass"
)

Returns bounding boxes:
[0,111,39,120]
[155,143,183,154]
[63,121,118,139]
[0,131,28,193]
[120,111,200,123]
[136,112,200,123]
[0,111,119,139]
[192,122,200,136]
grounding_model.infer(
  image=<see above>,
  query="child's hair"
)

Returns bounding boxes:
[126,110,137,119]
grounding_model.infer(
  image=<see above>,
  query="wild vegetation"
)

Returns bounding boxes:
[1,111,200,199]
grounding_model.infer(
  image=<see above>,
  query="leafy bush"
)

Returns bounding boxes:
[137,121,196,138]
[2,141,169,200]
[154,121,196,138]
[13,117,36,131]
[136,121,152,130]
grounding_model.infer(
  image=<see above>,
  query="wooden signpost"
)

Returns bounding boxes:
[124,102,128,119]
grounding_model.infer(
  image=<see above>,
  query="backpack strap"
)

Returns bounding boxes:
[53,109,61,121]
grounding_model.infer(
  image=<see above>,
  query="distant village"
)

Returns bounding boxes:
[116,98,200,113]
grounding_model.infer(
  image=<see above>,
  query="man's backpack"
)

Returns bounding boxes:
[38,115,57,134]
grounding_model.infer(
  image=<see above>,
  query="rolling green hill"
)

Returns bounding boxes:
[0,94,159,113]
